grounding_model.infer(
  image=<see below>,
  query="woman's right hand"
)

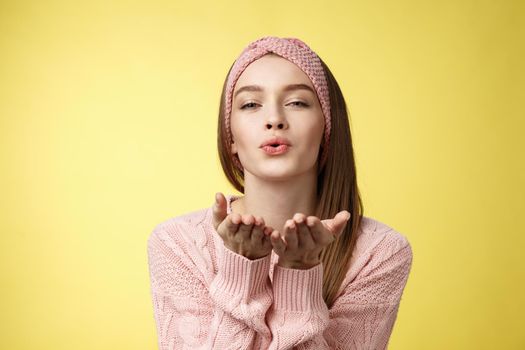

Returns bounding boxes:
[212,192,273,260]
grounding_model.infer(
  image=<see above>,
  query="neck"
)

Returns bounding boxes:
[231,167,318,233]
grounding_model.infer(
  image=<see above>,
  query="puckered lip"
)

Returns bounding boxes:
[259,136,292,148]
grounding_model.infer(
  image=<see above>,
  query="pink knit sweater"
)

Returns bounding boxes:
[147,194,413,349]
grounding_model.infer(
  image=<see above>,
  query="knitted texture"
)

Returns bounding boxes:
[147,194,413,349]
[224,36,332,171]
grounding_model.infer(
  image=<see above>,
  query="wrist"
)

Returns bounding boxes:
[277,259,320,270]
[224,243,269,260]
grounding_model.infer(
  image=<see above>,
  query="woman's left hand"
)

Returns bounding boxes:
[270,211,351,270]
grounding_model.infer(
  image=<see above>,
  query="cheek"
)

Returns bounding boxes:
[231,117,258,148]
[300,120,324,147]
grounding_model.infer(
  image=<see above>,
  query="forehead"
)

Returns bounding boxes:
[233,54,314,93]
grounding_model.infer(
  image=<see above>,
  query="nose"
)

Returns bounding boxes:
[266,121,286,130]
[265,112,288,130]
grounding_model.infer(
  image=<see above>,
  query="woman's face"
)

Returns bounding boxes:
[230,53,325,180]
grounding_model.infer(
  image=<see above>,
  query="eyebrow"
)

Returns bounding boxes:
[233,83,315,99]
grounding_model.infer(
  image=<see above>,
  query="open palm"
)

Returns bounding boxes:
[270,211,351,269]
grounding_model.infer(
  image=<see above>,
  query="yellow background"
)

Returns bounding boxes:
[1,0,524,349]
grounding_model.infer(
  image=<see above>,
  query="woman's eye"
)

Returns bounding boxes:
[289,101,309,107]
[240,102,258,110]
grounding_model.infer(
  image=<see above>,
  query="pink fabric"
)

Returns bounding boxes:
[224,36,332,171]
[147,194,413,349]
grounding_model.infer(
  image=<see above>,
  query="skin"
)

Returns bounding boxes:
[212,53,350,269]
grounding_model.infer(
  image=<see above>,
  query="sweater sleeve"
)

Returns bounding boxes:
[266,233,413,350]
[147,224,273,350]
[266,263,330,350]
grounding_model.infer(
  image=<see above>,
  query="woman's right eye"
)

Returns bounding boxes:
[240,102,258,110]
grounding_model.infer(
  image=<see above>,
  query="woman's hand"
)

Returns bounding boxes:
[270,211,351,269]
[212,192,274,260]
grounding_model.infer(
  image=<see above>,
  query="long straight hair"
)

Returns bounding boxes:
[216,54,364,308]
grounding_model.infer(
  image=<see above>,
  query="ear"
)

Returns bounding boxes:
[231,140,237,154]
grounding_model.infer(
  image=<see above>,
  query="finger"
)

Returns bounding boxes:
[224,214,241,236]
[231,212,242,225]
[283,219,298,250]
[236,214,254,241]
[220,212,241,239]
[254,215,265,227]
[323,211,351,237]
[212,192,227,230]
[306,216,333,245]
[270,230,286,255]
[293,213,316,250]
[261,232,272,251]
[251,216,265,245]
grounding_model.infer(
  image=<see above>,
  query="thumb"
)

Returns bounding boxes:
[322,211,351,236]
[212,192,227,230]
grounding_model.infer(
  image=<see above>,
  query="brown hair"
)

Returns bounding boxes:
[216,55,364,308]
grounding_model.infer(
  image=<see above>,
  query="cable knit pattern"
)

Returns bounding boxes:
[147,194,413,349]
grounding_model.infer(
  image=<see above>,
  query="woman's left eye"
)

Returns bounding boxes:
[289,101,309,107]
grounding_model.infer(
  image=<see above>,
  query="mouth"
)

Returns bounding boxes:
[261,142,289,147]
[259,137,292,148]
[261,144,290,155]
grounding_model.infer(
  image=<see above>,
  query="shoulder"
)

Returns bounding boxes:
[147,206,218,282]
[147,207,211,256]
[330,215,414,304]
[343,215,413,287]
[356,215,412,261]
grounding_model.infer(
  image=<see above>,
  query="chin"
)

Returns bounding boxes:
[256,165,303,180]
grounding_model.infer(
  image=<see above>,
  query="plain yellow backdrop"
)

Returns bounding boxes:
[1,0,523,349]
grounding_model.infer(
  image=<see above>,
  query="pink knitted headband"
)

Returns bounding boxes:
[224,36,331,171]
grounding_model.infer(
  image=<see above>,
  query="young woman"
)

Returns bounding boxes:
[147,36,413,349]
